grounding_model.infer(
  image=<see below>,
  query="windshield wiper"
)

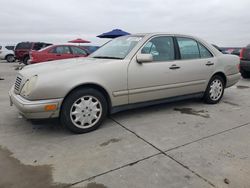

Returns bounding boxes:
[92,56,123,59]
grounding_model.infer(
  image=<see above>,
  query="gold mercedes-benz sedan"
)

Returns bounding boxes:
[9,33,241,133]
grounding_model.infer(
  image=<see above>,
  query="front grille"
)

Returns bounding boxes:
[14,76,22,93]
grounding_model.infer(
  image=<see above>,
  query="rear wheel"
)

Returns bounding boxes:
[23,56,30,65]
[204,75,225,104]
[6,55,15,63]
[60,88,108,133]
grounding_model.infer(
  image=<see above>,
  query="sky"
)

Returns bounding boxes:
[0,0,249,47]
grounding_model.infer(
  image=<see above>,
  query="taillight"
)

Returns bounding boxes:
[240,48,245,60]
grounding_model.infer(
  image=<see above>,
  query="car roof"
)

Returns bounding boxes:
[133,33,197,38]
[48,44,88,48]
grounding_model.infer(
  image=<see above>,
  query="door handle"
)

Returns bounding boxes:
[56,54,61,56]
[169,64,180,70]
[206,61,214,66]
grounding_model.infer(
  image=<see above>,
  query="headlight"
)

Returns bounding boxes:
[20,75,38,96]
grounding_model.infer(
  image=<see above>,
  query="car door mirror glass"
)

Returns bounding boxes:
[136,53,153,63]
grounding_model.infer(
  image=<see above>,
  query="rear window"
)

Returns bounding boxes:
[5,46,15,50]
[80,46,99,53]
[15,42,32,50]
[177,37,213,60]
[71,46,88,55]
[198,43,213,58]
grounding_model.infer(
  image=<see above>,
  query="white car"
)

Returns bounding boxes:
[0,45,15,62]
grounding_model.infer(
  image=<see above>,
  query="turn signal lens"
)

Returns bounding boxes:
[44,104,57,111]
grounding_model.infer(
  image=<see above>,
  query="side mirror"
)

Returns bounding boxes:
[136,53,153,63]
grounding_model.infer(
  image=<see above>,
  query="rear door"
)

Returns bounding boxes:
[175,37,215,92]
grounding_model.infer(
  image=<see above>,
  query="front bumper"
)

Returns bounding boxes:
[9,87,63,119]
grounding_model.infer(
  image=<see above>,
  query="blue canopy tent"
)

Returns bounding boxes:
[97,29,130,38]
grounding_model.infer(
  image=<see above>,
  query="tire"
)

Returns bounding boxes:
[204,75,225,104]
[60,88,108,133]
[23,56,30,65]
[6,55,15,63]
[241,70,250,79]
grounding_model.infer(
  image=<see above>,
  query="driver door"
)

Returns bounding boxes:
[128,36,180,103]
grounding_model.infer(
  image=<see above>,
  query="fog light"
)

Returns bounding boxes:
[44,104,57,111]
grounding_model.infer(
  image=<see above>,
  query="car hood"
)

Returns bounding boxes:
[20,57,112,77]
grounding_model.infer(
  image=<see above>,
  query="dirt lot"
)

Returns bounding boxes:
[0,60,250,188]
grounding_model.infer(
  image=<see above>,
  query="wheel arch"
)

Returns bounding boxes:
[5,54,14,59]
[60,83,112,114]
[211,72,227,86]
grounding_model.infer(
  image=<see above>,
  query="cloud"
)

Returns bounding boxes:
[0,0,249,46]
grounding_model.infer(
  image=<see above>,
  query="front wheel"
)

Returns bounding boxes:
[204,75,225,104]
[60,88,108,133]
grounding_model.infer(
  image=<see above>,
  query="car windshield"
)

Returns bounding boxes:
[91,36,143,59]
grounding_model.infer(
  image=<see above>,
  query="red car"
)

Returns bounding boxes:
[29,45,89,64]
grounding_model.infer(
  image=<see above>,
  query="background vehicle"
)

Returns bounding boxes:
[220,47,242,55]
[231,48,241,56]
[15,42,52,64]
[10,33,240,134]
[29,44,89,64]
[0,45,15,62]
[80,45,100,54]
[240,44,250,78]
[5,45,15,51]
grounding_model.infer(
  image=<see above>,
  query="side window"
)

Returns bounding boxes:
[142,42,158,56]
[71,46,88,55]
[50,46,71,54]
[177,37,200,60]
[198,43,213,58]
[141,36,175,62]
[49,47,57,53]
